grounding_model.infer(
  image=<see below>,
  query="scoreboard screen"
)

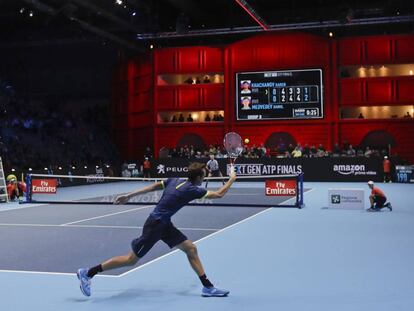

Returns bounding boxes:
[395,165,414,183]
[236,69,323,120]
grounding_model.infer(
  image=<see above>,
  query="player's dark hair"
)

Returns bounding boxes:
[188,162,206,183]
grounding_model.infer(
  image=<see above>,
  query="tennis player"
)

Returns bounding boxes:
[367,181,392,212]
[77,162,236,297]
[205,153,225,188]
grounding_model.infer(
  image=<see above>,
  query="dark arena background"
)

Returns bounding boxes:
[0,1,413,311]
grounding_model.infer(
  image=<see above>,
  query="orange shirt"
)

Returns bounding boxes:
[371,187,385,197]
[7,183,17,198]
[18,181,27,193]
[383,159,390,173]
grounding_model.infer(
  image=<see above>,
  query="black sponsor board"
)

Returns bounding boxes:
[150,158,384,182]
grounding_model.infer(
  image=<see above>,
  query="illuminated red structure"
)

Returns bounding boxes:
[111,32,414,162]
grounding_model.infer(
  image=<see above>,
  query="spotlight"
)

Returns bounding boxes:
[132,12,136,16]
[115,0,123,5]
[28,168,33,171]
[20,8,25,14]
[72,166,76,170]
[96,165,99,169]
[11,168,16,172]
[84,166,88,169]
[58,166,62,170]
[328,32,333,37]
[149,44,154,49]
[44,168,48,171]
[29,11,34,17]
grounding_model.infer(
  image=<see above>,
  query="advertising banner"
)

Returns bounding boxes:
[32,179,58,194]
[328,189,365,209]
[265,180,297,196]
[150,158,383,182]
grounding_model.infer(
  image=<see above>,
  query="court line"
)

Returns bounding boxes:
[0,189,312,277]
[60,205,153,226]
[0,203,49,213]
[0,223,218,231]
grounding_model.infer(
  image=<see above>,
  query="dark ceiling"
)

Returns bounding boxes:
[1,0,413,50]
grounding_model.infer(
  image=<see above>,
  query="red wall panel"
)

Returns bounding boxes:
[396,78,414,102]
[203,48,224,71]
[338,38,362,65]
[364,37,392,64]
[155,47,224,74]
[202,84,224,109]
[233,123,331,148]
[255,46,279,68]
[178,49,201,72]
[395,36,414,63]
[340,79,364,105]
[133,75,152,93]
[157,88,175,110]
[366,79,392,103]
[156,125,225,149]
[279,40,304,67]
[130,92,151,113]
[230,48,255,71]
[128,113,153,128]
[178,88,201,109]
[156,49,176,73]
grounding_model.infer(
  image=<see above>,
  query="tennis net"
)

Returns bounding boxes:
[23,173,304,208]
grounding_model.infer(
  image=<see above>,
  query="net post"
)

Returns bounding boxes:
[298,173,304,208]
[25,173,32,203]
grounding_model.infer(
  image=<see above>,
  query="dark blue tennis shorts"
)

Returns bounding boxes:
[131,215,187,258]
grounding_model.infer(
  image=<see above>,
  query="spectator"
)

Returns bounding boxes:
[184,77,194,84]
[121,164,131,177]
[187,114,193,122]
[316,147,325,157]
[347,144,356,157]
[142,157,151,178]
[383,156,391,183]
[310,145,317,157]
[364,146,372,157]
[178,114,184,122]
[302,144,310,157]
[332,143,341,156]
[291,146,302,158]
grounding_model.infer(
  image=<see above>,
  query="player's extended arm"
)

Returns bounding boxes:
[205,166,236,199]
[114,182,164,204]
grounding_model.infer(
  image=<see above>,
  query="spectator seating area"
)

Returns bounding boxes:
[0,87,120,174]
[161,142,390,160]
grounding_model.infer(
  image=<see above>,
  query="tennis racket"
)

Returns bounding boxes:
[223,132,243,164]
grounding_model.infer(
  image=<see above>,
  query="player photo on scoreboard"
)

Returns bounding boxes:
[240,96,252,110]
[240,80,251,94]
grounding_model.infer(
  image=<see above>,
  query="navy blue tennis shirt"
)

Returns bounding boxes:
[150,178,208,223]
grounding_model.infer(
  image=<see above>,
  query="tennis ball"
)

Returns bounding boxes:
[244,138,250,144]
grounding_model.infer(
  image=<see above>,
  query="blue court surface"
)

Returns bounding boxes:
[0,181,413,311]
